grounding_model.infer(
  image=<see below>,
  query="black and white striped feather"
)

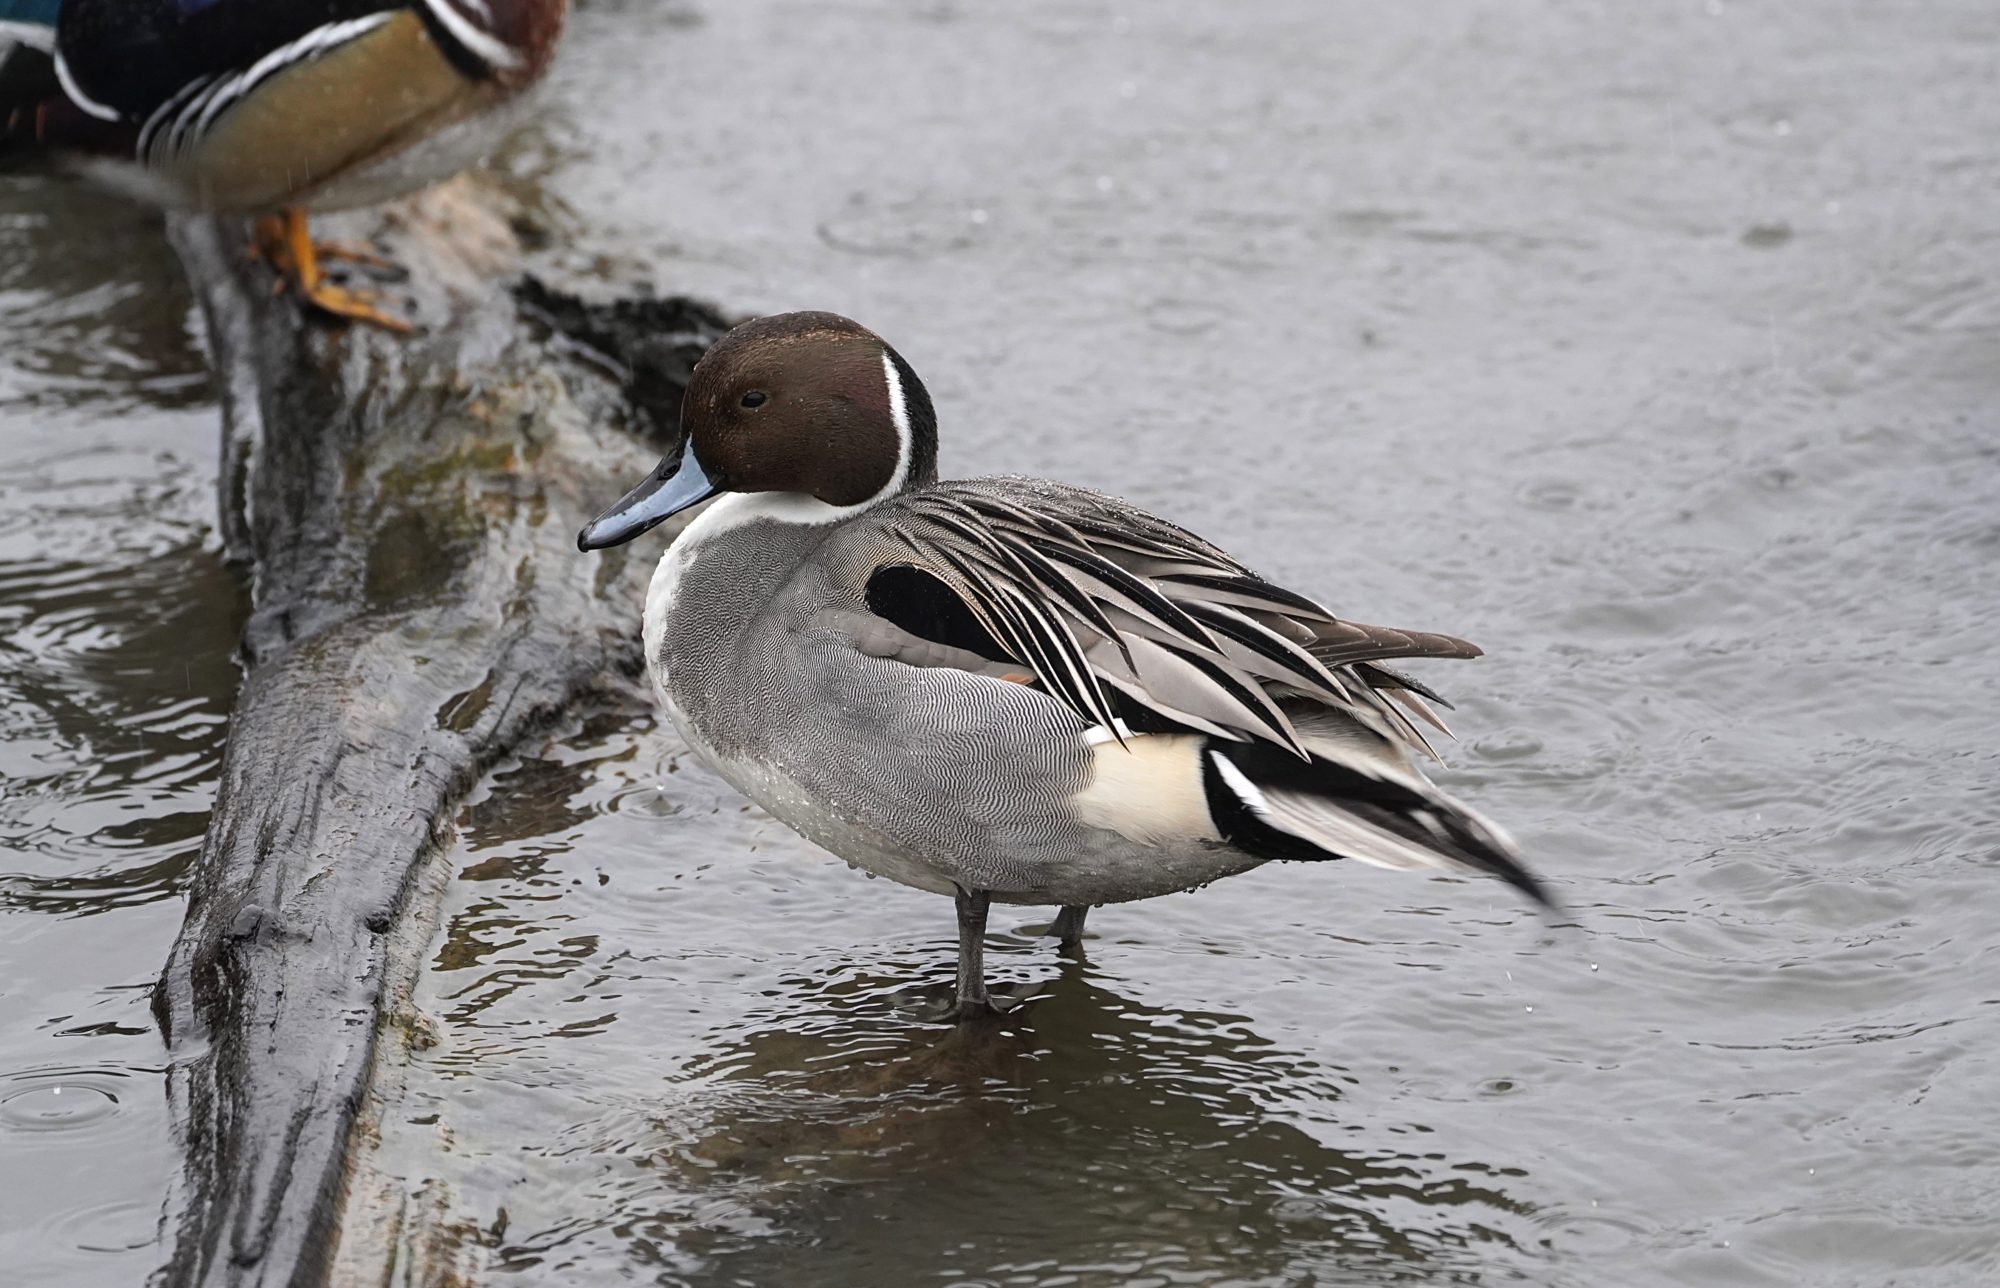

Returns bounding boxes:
[136,13,395,165]
[875,477,1476,764]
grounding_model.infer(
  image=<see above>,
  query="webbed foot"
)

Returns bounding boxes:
[253,209,413,334]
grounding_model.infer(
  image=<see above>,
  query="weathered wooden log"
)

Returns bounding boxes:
[154,180,729,1288]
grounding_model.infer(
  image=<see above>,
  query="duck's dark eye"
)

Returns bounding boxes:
[740,390,768,409]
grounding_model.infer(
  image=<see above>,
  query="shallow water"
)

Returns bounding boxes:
[7,0,2000,1283]
[0,182,241,1283]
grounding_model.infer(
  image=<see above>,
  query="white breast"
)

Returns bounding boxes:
[638,492,797,730]
[641,532,698,726]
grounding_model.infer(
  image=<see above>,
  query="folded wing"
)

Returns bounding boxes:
[854,476,1550,908]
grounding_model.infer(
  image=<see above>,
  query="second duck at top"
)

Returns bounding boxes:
[0,0,566,331]
[579,312,1550,1023]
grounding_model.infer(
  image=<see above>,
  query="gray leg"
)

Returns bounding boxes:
[952,887,996,1021]
[1052,904,1090,949]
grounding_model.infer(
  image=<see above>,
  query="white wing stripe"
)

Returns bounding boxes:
[138,75,216,161]
[190,14,396,143]
[419,0,523,70]
[54,48,121,122]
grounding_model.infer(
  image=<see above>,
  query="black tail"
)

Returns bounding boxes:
[1201,736,1554,910]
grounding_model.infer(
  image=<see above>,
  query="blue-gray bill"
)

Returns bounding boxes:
[577,448,720,551]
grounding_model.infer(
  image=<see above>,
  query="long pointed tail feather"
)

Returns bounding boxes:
[1202,732,1552,910]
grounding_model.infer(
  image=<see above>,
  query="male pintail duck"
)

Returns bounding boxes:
[578,312,1550,1021]
[0,0,566,331]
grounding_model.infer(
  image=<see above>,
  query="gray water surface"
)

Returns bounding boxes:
[0,182,238,1283]
[7,1,2000,1284]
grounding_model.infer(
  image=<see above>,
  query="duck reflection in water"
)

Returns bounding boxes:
[607,955,1541,1288]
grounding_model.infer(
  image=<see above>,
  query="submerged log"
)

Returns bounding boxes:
[154,180,730,1288]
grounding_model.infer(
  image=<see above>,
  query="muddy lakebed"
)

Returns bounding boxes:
[4,2,1999,1285]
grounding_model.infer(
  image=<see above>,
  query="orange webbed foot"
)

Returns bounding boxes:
[256,209,414,334]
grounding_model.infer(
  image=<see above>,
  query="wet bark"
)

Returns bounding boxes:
[153,180,730,1288]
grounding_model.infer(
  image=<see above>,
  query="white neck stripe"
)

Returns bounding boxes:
[876,350,914,502]
[666,347,915,547]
